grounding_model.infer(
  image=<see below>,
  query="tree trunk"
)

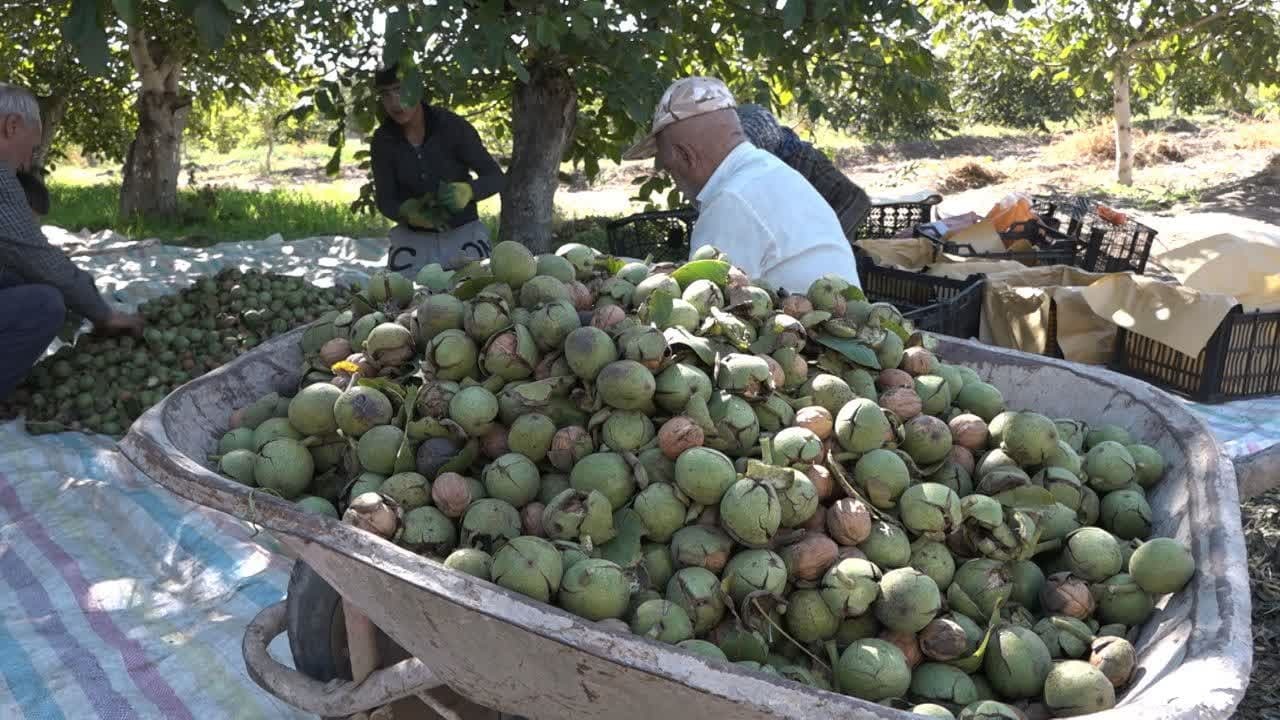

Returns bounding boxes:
[33,94,68,177]
[121,29,191,220]
[1113,61,1134,186]
[120,88,191,219]
[499,61,577,254]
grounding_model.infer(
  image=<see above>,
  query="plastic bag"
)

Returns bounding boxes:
[984,193,1037,233]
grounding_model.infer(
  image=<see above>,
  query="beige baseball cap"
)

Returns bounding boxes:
[623,76,738,161]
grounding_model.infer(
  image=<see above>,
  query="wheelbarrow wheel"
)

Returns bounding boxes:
[285,561,525,720]
[286,560,352,682]
[286,561,409,681]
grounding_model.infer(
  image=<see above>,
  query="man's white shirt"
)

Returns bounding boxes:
[690,142,861,293]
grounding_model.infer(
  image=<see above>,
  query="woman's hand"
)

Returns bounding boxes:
[437,182,474,213]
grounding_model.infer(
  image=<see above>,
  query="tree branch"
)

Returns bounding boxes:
[1125,3,1246,55]
[126,26,164,93]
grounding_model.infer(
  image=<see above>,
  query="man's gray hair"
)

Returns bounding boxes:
[0,83,41,128]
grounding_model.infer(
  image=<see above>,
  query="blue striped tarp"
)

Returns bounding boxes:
[0,422,310,720]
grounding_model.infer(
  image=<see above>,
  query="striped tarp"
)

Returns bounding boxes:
[0,422,309,719]
[1186,394,1280,458]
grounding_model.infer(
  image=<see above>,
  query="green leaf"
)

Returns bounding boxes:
[192,0,233,50]
[663,327,723,367]
[948,600,1005,673]
[580,1,606,18]
[647,289,675,329]
[782,0,806,30]
[383,10,408,66]
[315,89,336,116]
[813,336,881,370]
[325,147,342,178]
[671,260,730,288]
[357,377,407,401]
[603,256,628,274]
[842,286,867,302]
[111,0,139,25]
[437,439,480,479]
[61,0,110,73]
[882,319,910,344]
[220,0,244,12]
[992,486,1057,508]
[453,276,499,301]
[400,64,424,108]
[505,49,530,84]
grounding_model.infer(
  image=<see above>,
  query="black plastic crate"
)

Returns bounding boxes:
[914,212,1082,267]
[1033,195,1158,275]
[606,208,698,262]
[853,196,943,241]
[855,252,985,338]
[1111,306,1280,403]
[608,195,945,263]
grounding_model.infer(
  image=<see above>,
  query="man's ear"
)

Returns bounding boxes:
[0,114,14,139]
[674,141,697,174]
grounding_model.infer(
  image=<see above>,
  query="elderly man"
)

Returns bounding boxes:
[736,104,872,242]
[0,83,142,400]
[624,77,860,292]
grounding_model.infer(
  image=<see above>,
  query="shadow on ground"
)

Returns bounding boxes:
[840,132,1056,164]
[1193,160,1280,226]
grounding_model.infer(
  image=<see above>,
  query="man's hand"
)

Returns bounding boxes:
[438,182,474,213]
[94,311,145,337]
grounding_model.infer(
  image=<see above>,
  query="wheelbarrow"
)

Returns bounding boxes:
[119,327,1255,720]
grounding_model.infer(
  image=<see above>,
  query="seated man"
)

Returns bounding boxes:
[371,65,506,279]
[736,104,872,243]
[624,77,860,293]
[0,83,142,400]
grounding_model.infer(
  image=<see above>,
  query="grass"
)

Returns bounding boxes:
[43,180,616,249]
[45,182,392,246]
[1078,181,1207,211]
[938,159,1007,192]
[1229,122,1280,150]
[1048,124,1121,163]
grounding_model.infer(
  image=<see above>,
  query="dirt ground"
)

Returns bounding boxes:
[557,114,1279,223]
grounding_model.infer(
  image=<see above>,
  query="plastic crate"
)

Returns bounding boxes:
[914,212,1082,267]
[1111,306,1280,403]
[1033,195,1158,274]
[606,209,698,262]
[853,197,942,240]
[608,195,943,261]
[855,252,985,338]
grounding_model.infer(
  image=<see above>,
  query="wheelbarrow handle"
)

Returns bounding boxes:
[242,600,444,716]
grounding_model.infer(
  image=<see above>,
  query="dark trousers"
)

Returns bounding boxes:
[0,275,65,400]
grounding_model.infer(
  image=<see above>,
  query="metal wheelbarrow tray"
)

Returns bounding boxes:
[119,327,1252,720]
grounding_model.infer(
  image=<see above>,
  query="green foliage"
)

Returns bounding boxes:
[1257,84,1280,118]
[933,1,1280,119]
[0,0,322,184]
[187,83,330,156]
[946,25,1092,130]
[45,182,392,246]
[298,1,950,218]
[61,0,242,73]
